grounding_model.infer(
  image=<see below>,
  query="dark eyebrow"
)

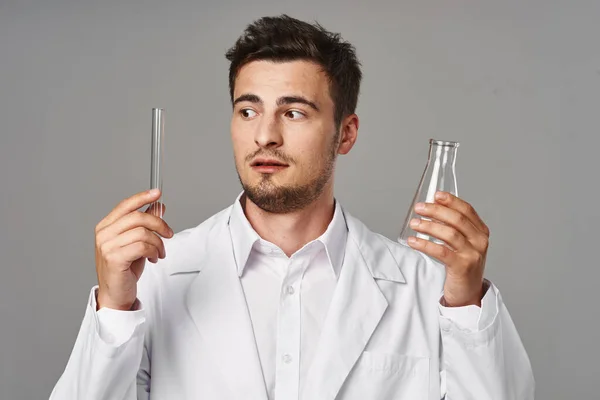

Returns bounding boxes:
[233,93,319,112]
[233,93,262,106]
[276,96,319,111]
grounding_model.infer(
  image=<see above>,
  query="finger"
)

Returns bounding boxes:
[114,241,160,265]
[414,201,481,244]
[409,218,469,252]
[435,192,489,235]
[98,210,173,245]
[407,236,457,265]
[101,226,166,259]
[97,189,162,232]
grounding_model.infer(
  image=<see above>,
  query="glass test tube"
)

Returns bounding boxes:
[150,108,165,218]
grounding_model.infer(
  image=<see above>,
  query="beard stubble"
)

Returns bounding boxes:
[237,130,340,214]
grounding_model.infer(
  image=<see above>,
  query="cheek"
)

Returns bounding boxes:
[231,117,251,142]
[231,127,253,163]
[230,123,243,147]
[295,140,331,175]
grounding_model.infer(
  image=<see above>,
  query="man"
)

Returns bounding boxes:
[51,15,534,400]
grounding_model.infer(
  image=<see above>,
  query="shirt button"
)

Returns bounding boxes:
[286,285,295,295]
[282,354,293,364]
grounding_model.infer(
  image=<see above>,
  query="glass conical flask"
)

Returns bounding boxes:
[398,139,460,247]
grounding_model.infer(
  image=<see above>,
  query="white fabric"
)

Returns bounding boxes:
[438,279,495,332]
[228,195,347,399]
[95,290,145,347]
[51,196,535,400]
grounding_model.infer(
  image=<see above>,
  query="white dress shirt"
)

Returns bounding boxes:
[228,195,348,399]
[94,193,495,399]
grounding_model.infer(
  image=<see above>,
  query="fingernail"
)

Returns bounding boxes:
[435,192,447,201]
[415,202,425,211]
[410,218,420,227]
[149,188,160,196]
[408,237,417,244]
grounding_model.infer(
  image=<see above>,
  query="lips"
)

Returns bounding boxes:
[250,158,289,174]
[251,158,289,167]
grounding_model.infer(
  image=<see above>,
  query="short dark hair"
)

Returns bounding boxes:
[225,14,362,127]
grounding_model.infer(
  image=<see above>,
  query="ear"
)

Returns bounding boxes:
[337,114,359,155]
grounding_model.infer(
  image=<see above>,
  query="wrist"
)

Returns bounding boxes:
[96,290,136,311]
[442,281,485,307]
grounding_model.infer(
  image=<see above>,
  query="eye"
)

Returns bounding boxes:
[240,109,257,119]
[285,110,306,120]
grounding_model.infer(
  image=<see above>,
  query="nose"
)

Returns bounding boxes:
[254,115,283,149]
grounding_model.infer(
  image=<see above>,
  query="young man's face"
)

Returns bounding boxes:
[230,60,342,213]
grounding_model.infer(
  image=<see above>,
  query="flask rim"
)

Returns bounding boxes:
[430,139,460,147]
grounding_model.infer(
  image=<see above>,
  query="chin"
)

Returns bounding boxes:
[249,178,285,193]
[241,175,328,214]
[249,170,289,186]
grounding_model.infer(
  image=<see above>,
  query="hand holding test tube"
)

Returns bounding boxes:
[93,108,172,310]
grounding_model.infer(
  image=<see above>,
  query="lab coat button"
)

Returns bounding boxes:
[282,354,293,364]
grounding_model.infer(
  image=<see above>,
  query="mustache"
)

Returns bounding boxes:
[245,149,294,165]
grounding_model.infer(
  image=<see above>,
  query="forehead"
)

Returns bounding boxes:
[234,60,332,103]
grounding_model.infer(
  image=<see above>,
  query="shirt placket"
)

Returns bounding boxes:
[273,253,308,399]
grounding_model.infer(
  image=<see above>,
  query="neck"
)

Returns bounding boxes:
[241,185,336,257]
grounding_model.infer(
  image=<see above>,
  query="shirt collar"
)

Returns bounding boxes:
[228,191,348,279]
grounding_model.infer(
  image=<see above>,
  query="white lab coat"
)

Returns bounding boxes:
[50,203,535,399]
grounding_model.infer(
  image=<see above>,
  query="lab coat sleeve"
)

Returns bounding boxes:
[438,281,535,400]
[438,279,494,332]
[49,286,150,400]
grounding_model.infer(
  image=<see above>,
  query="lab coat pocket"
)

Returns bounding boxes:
[339,351,430,400]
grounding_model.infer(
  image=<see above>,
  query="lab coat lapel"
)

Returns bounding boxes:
[183,219,268,400]
[302,211,406,400]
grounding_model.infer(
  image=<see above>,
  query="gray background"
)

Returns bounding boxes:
[0,0,597,398]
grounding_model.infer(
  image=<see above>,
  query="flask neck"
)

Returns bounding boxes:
[427,143,458,168]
